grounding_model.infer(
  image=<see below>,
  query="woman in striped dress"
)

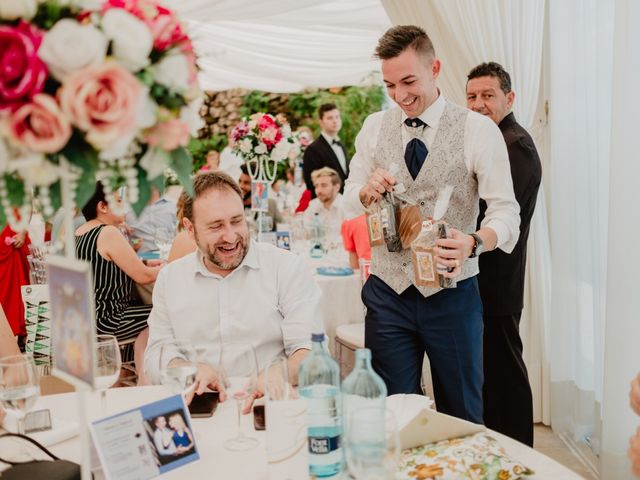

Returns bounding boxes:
[76,182,164,384]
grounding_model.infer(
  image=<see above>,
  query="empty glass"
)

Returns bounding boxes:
[0,354,40,434]
[154,227,175,260]
[219,343,259,451]
[94,335,122,412]
[345,407,400,479]
[157,340,198,396]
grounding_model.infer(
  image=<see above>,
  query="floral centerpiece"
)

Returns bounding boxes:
[0,0,203,230]
[231,113,296,182]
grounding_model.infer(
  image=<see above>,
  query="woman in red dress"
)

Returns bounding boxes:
[0,221,31,337]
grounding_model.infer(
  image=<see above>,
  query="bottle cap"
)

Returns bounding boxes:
[311,333,325,342]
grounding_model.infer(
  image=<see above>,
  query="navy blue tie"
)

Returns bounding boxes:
[404,118,428,179]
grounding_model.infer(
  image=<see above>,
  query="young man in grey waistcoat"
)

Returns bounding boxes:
[344,25,520,423]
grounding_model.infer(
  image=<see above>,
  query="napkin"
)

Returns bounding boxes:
[386,394,484,449]
[3,409,79,446]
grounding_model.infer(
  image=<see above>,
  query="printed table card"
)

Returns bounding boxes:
[90,395,199,480]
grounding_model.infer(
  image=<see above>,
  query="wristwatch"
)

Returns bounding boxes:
[468,233,484,258]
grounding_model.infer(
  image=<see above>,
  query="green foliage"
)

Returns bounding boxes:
[187,135,227,171]
[170,147,195,196]
[132,165,152,216]
[239,91,272,118]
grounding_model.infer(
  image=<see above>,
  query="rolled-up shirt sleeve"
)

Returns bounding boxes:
[466,113,520,253]
[344,112,383,216]
[276,253,324,356]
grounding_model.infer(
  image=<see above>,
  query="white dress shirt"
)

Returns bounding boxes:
[321,132,347,175]
[219,146,244,182]
[344,95,520,252]
[144,240,324,383]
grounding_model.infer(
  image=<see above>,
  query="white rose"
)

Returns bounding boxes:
[239,138,252,154]
[270,140,290,162]
[102,9,152,72]
[139,147,170,180]
[98,134,136,163]
[180,97,204,135]
[0,0,38,20]
[153,53,190,92]
[38,19,108,81]
[254,143,267,155]
[0,139,9,173]
[137,89,157,129]
[16,154,59,186]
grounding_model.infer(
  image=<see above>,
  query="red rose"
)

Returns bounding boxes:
[0,22,47,109]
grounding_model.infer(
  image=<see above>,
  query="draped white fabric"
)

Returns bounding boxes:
[547,0,614,459]
[601,1,640,476]
[165,0,391,92]
[382,0,550,424]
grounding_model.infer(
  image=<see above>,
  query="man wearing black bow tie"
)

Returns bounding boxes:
[303,103,349,197]
[344,25,520,424]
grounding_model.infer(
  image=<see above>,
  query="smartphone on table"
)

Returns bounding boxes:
[188,391,219,418]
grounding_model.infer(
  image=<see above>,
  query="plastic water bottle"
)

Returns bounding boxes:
[298,333,342,478]
[310,213,325,258]
[341,348,387,437]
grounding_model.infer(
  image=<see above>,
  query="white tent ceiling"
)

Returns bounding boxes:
[164,0,391,92]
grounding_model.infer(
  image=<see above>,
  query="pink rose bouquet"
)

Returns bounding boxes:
[0,0,202,231]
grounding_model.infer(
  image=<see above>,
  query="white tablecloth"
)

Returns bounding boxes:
[12,386,584,479]
[315,273,365,351]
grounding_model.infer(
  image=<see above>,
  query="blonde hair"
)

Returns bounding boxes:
[311,167,340,187]
[168,413,186,429]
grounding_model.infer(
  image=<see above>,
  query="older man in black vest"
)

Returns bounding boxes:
[344,26,520,424]
[467,62,542,445]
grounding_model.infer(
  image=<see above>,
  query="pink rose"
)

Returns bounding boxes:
[0,21,47,108]
[145,119,189,151]
[8,93,71,153]
[150,7,188,52]
[58,62,142,150]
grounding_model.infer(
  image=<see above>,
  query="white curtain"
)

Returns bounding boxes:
[382,0,550,424]
[547,0,613,458]
[600,0,640,476]
[168,0,391,92]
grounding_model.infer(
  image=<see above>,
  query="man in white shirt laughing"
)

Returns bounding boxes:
[144,171,323,399]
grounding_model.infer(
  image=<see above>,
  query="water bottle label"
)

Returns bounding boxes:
[308,435,340,455]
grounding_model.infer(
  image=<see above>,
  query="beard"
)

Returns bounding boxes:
[196,230,249,272]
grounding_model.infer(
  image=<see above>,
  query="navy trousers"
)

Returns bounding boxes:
[362,275,484,424]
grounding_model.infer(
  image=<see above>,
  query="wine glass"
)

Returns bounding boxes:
[154,226,175,260]
[94,335,122,412]
[157,339,199,396]
[219,343,259,451]
[264,356,295,402]
[345,407,400,479]
[0,353,40,434]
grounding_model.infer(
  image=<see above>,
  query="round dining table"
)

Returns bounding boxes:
[4,386,586,480]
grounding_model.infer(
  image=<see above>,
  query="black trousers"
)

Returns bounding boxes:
[483,312,534,446]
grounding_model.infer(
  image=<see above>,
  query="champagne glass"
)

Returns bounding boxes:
[345,407,400,479]
[94,335,122,412]
[154,227,175,260]
[219,343,259,451]
[0,353,40,434]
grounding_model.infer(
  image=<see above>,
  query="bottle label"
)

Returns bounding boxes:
[367,211,382,242]
[415,251,436,282]
[308,435,340,455]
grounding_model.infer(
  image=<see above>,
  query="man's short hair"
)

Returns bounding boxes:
[183,171,242,222]
[311,167,341,187]
[318,103,338,120]
[374,25,435,61]
[467,62,512,94]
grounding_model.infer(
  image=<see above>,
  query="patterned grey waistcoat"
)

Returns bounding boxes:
[370,102,479,297]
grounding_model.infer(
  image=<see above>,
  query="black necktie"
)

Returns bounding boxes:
[404,118,428,179]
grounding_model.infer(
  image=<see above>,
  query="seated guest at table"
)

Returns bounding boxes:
[168,190,197,263]
[152,415,177,457]
[169,413,194,454]
[127,187,177,255]
[76,182,164,385]
[239,163,283,231]
[341,214,371,270]
[200,149,220,172]
[303,167,345,236]
[145,171,323,405]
